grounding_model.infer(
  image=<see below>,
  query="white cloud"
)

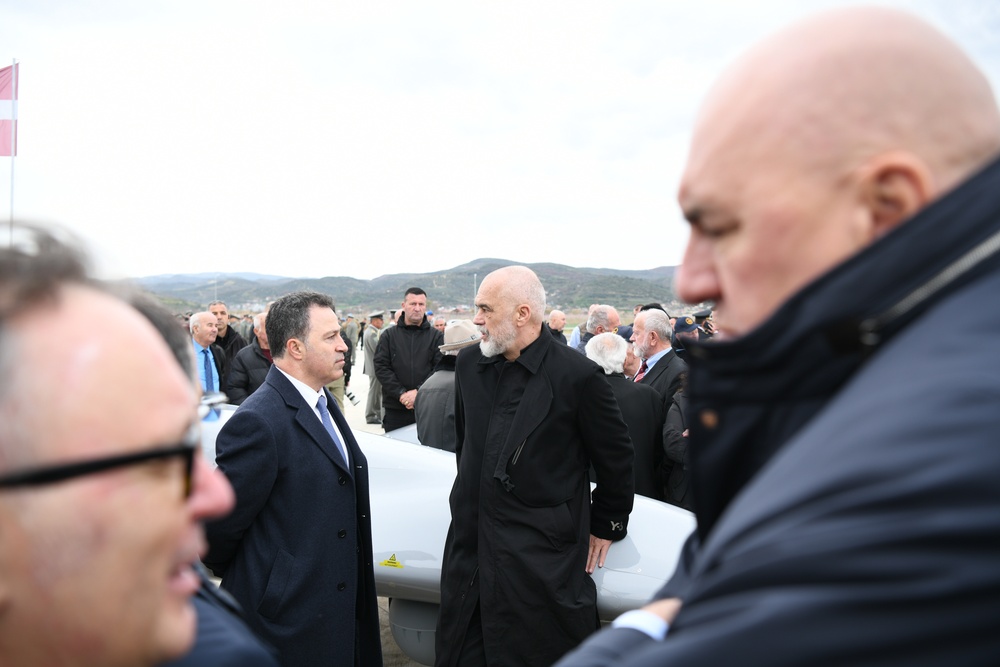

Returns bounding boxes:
[0,0,996,280]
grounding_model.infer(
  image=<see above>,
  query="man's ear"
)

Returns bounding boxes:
[858,152,935,238]
[515,304,531,327]
[286,337,305,361]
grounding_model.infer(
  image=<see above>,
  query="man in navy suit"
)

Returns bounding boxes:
[205,291,382,667]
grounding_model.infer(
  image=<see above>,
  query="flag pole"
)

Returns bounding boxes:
[8,58,16,245]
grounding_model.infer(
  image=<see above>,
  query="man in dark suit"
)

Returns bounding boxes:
[436,266,634,667]
[546,309,567,343]
[205,291,382,667]
[585,332,665,501]
[557,6,1000,666]
[630,308,687,409]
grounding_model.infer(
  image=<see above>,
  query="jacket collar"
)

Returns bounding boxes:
[396,312,430,330]
[687,152,1000,539]
[476,326,549,374]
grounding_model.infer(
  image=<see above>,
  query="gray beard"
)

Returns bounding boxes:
[478,322,516,357]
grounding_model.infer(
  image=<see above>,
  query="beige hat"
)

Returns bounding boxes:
[439,319,481,354]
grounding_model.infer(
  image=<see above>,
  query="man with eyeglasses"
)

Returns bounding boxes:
[0,226,235,667]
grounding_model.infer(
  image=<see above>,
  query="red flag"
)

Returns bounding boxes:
[0,63,18,157]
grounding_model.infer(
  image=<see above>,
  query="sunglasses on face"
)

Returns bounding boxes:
[0,393,227,498]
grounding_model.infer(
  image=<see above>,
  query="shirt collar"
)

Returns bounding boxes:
[275,366,324,409]
[645,346,672,368]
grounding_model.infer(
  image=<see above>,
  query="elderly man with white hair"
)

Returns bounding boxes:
[629,308,687,411]
[586,332,665,501]
[189,310,228,394]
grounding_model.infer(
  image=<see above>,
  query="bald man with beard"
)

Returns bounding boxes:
[557,7,1000,666]
[437,266,634,667]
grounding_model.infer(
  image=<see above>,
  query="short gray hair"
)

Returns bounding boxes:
[642,308,673,340]
[586,305,616,334]
[585,332,627,375]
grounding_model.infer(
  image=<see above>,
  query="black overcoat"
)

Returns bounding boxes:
[606,374,665,501]
[436,328,634,667]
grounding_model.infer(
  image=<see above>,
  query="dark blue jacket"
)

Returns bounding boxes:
[205,366,382,667]
[161,566,278,667]
[557,155,1000,666]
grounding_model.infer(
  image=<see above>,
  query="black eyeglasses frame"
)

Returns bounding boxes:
[0,442,197,498]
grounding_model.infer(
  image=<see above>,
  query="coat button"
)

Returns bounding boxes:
[339,476,347,485]
[338,529,347,538]
[700,409,719,429]
[337,582,347,591]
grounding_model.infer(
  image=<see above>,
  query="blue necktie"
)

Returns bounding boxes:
[202,349,214,392]
[317,394,350,472]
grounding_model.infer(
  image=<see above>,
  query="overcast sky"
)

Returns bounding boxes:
[1,0,997,279]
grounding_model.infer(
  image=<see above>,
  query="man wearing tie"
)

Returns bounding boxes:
[190,311,227,393]
[205,291,382,667]
[630,308,687,404]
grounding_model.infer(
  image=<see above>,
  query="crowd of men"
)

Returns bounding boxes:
[1,6,998,667]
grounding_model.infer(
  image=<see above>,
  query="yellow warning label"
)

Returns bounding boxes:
[379,554,403,569]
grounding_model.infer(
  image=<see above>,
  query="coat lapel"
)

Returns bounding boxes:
[266,367,354,475]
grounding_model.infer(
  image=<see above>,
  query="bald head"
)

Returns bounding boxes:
[482,266,546,326]
[675,7,1000,337]
[474,266,547,361]
[548,309,566,332]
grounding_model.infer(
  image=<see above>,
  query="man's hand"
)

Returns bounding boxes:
[641,597,682,624]
[399,389,418,410]
[586,535,613,574]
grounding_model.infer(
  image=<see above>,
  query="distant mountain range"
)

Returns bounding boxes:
[137,258,685,316]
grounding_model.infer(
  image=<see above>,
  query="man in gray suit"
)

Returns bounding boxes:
[558,6,1000,666]
[363,310,384,425]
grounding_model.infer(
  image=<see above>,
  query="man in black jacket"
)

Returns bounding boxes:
[436,266,633,667]
[585,332,665,501]
[373,287,444,432]
[546,309,567,343]
[227,311,272,405]
[208,300,247,370]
